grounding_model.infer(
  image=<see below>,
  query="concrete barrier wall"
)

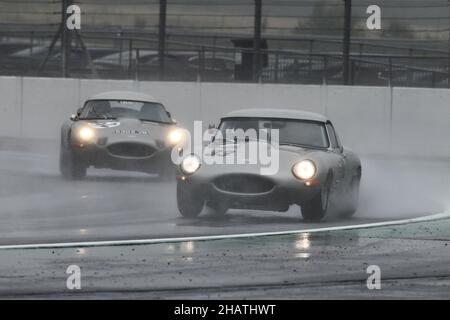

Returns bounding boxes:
[0,76,449,157]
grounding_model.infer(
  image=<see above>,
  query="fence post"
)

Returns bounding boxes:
[308,40,313,81]
[274,52,279,83]
[128,39,133,78]
[158,0,167,81]
[198,47,205,82]
[61,0,72,77]
[388,57,392,87]
[350,59,355,85]
[322,55,328,85]
[253,0,262,83]
[135,48,140,81]
[118,31,123,67]
[342,0,352,85]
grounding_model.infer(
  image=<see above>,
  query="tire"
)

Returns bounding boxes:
[301,175,331,222]
[59,148,86,180]
[206,200,228,216]
[338,176,360,219]
[177,182,204,218]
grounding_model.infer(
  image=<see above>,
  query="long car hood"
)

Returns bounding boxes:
[199,141,322,176]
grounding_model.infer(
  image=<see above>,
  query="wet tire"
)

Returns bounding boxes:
[338,176,360,219]
[177,183,204,218]
[206,200,228,216]
[59,148,86,180]
[301,175,331,222]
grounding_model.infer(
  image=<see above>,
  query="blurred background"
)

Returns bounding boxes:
[1,0,450,87]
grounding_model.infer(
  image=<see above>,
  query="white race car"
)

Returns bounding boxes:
[60,91,183,179]
[176,109,361,221]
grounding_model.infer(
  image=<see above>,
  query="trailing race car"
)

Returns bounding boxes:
[176,109,361,221]
[60,91,184,180]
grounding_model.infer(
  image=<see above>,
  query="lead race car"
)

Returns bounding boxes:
[176,109,362,221]
[60,91,184,179]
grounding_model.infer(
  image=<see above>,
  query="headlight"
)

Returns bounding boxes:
[167,128,185,145]
[78,127,95,141]
[180,155,201,175]
[292,160,316,180]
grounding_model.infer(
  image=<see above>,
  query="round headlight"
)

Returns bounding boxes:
[180,155,201,175]
[292,160,316,180]
[78,127,95,141]
[167,128,185,145]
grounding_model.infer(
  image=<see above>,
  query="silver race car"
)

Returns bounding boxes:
[176,109,362,221]
[60,91,184,179]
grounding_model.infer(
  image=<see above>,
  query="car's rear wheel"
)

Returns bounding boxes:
[177,183,204,218]
[301,175,331,222]
[59,148,86,180]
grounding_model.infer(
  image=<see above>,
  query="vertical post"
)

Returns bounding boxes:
[274,52,279,83]
[342,0,352,85]
[61,0,70,77]
[388,57,392,87]
[30,31,34,56]
[447,1,450,87]
[128,39,133,78]
[253,0,262,83]
[308,40,313,80]
[158,0,167,81]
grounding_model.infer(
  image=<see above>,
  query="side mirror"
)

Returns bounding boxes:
[70,114,78,121]
[76,108,82,116]
[208,123,216,130]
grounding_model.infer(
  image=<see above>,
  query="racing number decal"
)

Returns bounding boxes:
[88,122,120,129]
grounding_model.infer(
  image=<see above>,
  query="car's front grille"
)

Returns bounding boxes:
[107,143,156,158]
[213,174,275,194]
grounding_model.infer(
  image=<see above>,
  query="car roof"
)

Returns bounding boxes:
[222,108,328,122]
[87,91,160,103]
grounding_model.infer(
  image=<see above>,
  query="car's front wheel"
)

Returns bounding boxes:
[206,200,228,216]
[177,183,204,218]
[301,175,331,222]
[59,148,86,180]
[338,176,360,219]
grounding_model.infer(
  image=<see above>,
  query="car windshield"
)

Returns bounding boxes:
[79,100,171,123]
[217,117,329,149]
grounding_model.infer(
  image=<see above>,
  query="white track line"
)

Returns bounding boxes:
[1,211,449,250]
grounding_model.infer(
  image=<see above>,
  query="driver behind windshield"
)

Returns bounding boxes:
[80,100,171,124]
[217,118,329,149]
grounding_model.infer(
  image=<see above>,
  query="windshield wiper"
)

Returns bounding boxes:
[140,119,170,124]
[80,116,117,120]
[279,142,325,150]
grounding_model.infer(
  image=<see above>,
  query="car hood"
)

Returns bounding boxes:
[198,141,324,177]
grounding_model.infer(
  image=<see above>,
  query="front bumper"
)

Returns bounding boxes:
[71,142,172,173]
[177,173,322,211]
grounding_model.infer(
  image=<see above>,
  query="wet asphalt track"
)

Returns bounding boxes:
[0,141,449,298]
[0,142,447,246]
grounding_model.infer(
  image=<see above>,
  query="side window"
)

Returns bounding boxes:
[326,123,339,149]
